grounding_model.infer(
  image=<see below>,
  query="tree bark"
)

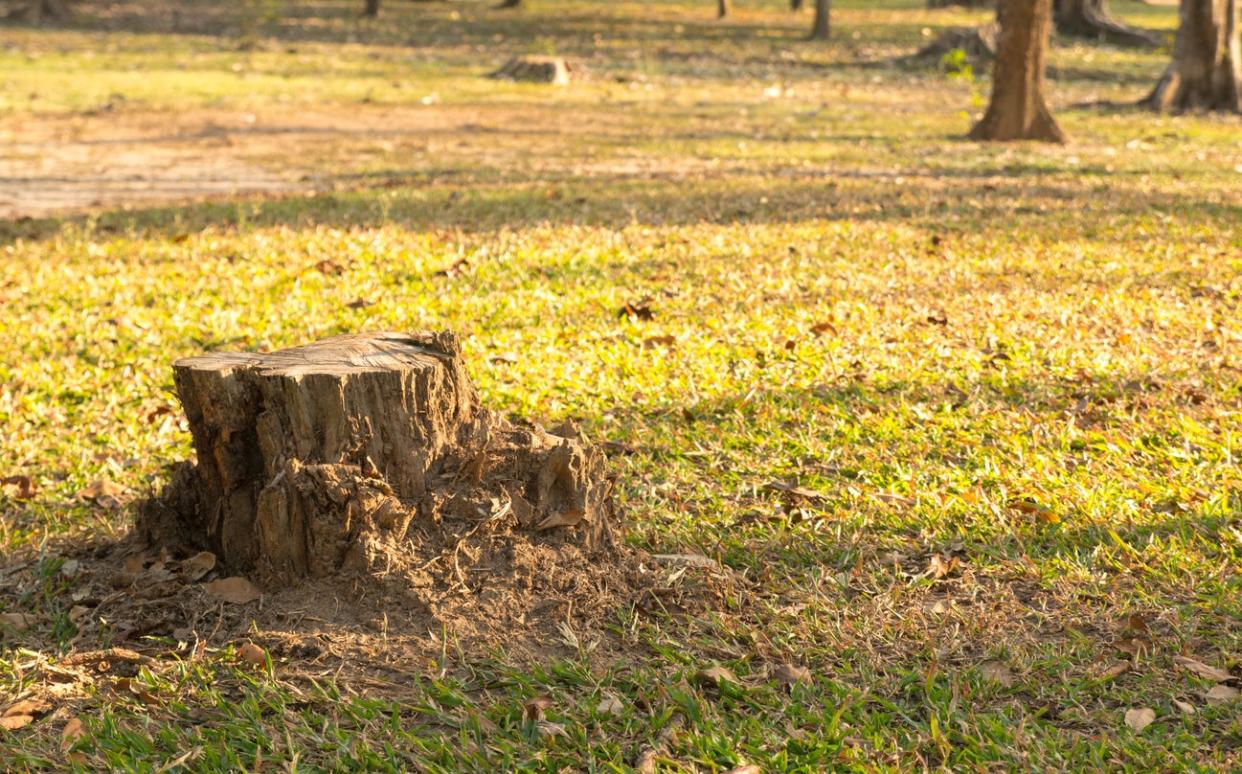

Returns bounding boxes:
[811,0,830,39]
[927,0,994,7]
[791,0,804,11]
[363,0,379,17]
[969,0,1067,142]
[10,0,72,22]
[1143,0,1241,112]
[497,0,523,8]
[717,0,729,19]
[1054,0,1161,46]
[139,332,616,586]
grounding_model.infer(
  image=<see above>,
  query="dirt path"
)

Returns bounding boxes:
[0,103,636,220]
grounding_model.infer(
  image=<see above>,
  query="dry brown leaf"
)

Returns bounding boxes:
[4,700,42,717]
[1205,684,1240,705]
[596,695,624,716]
[1124,707,1156,732]
[76,479,130,508]
[724,766,762,774]
[183,551,217,581]
[772,663,811,688]
[0,475,37,500]
[764,480,827,501]
[69,605,92,624]
[523,695,554,723]
[236,642,267,666]
[618,301,654,321]
[1097,660,1130,680]
[979,660,1014,687]
[0,715,33,731]
[810,321,838,337]
[535,509,584,530]
[1172,699,1196,715]
[206,576,262,604]
[694,665,739,688]
[536,720,567,739]
[925,554,959,580]
[0,612,35,631]
[1173,656,1233,683]
[61,717,85,750]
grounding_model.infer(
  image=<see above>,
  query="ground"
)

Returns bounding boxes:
[1,0,1241,770]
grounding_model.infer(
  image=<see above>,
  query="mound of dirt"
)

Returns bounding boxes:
[0,332,734,669]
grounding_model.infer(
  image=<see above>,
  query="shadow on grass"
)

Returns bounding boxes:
[3,163,1238,246]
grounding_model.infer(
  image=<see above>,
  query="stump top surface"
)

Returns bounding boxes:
[175,332,458,378]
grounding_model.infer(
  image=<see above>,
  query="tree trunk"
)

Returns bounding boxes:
[969,0,1066,142]
[11,0,72,22]
[811,0,830,39]
[1054,0,1161,46]
[139,332,617,586]
[1143,0,1241,112]
[927,0,994,7]
[791,0,804,11]
[363,0,379,17]
[497,0,523,8]
[718,0,729,19]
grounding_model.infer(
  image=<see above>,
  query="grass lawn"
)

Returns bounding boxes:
[1,0,1241,770]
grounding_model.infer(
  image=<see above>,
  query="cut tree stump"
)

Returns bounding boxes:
[490,56,571,85]
[139,332,616,586]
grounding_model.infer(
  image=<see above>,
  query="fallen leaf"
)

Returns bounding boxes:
[1124,707,1155,732]
[1173,656,1233,683]
[236,642,267,666]
[773,663,811,688]
[924,554,958,580]
[618,301,655,321]
[536,509,584,530]
[182,551,217,581]
[536,720,567,739]
[596,694,624,716]
[76,478,130,508]
[489,351,519,364]
[809,321,837,336]
[0,612,35,631]
[1205,684,1240,705]
[61,717,85,750]
[0,475,37,500]
[1097,660,1130,680]
[979,660,1014,687]
[1172,699,1196,715]
[926,311,949,326]
[205,577,262,604]
[642,335,676,349]
[523,695,554,723]
[346,298,373,310]
[764,480,827,501]
[724,766,761,774]
[693,665,739,688]
[4,700,42,717]
[1008,498,1059,523]
[69,606,91,623]
[0,715,32,730]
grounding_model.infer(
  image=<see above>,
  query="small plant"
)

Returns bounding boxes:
[940,47,973,82]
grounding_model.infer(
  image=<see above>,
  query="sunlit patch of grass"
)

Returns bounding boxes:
[2,0,1241,770]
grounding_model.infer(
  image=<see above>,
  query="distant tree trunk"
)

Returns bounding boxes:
[970,0,1066,141]
[10,0,72,21]
[927,0,994,7]
[1143,0,1240,112]
[791,0,804,10]
[811,0,830,39]
[718,0,729,18]
[363,0,379,17]
[497,0,523,7]
[1054,0,1161,46]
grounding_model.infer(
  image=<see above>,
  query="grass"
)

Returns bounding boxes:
[2,0,1241,770]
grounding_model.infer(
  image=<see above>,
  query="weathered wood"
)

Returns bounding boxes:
[139,332,616,586]
[490,56,571,85]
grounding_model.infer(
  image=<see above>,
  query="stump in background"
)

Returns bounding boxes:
[490,56,572,85]
[139,332,615,586]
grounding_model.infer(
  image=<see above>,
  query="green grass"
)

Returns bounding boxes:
[2,0,1242,770]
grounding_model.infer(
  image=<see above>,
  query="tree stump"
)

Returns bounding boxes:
[139,332,616,586]
[489,56,572,85]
